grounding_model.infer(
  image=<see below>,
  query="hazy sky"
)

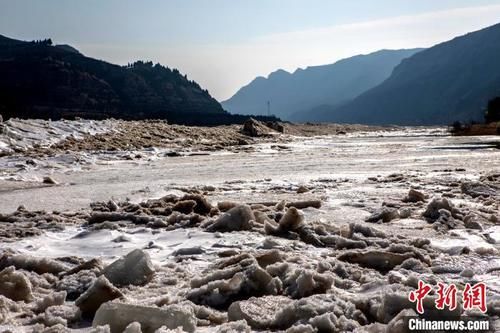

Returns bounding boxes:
[1,1,500,101]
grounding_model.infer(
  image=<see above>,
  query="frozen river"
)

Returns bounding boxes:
[1,128,498,214]
[1,126,499,332]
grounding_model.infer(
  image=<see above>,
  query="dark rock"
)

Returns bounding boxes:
[422,198,459,222]
[112,235,132,243]
[285,200,322,209]
[296,185,310,194]
[43,176,58,185]
[399,208,412,219]
[172,200,197,214]
[265,121,285,133]
[62,258,103,277]
[464,215,483,230]
[433,209,462,231]
[242,118,276,137]
[366,207,399,223]
[461,182,498,198]
[460,268,474,278]
[181,194,213,215]
[403,189,426,203]
[172,247,205,256]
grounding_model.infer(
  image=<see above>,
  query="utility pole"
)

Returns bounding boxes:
[267,101,271,117]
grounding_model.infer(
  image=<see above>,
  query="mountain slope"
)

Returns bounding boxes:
[0,35,225,121]
[222,49,422,120]
[315,23,500,125]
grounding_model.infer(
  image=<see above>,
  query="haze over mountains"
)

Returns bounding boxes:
[222,49,422,120]
[225,22,500,125]
[311,22,500,125]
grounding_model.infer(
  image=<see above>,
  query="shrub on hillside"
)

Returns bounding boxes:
[485,97,500,123]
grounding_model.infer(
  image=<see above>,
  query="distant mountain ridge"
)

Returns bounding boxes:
[222,49,423,120]
[0,34,227,122]
[311,22,500,125]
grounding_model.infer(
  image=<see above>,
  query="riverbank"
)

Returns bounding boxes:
[451,122,500,136]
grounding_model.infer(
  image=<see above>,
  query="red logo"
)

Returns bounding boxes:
[409,280,432,314]
[463,282,487,313]
[436,282,458,311]
[409,281,487,314]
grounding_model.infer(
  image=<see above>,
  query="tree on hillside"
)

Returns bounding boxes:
[485,97,500,123]
[32,38,52,46]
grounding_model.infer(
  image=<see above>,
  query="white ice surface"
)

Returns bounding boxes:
[0,226,265,266]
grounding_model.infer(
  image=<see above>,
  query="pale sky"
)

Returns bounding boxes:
[1,0,500,101]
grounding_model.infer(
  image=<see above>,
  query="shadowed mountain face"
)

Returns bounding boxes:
[221,49,422,120]
[312,22,500,125]
[0,35,225,121]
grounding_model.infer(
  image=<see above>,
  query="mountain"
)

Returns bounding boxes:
[0,34,226,122]
[221,49,423,120]
[313,23,500,125]
[54,44,81,54]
